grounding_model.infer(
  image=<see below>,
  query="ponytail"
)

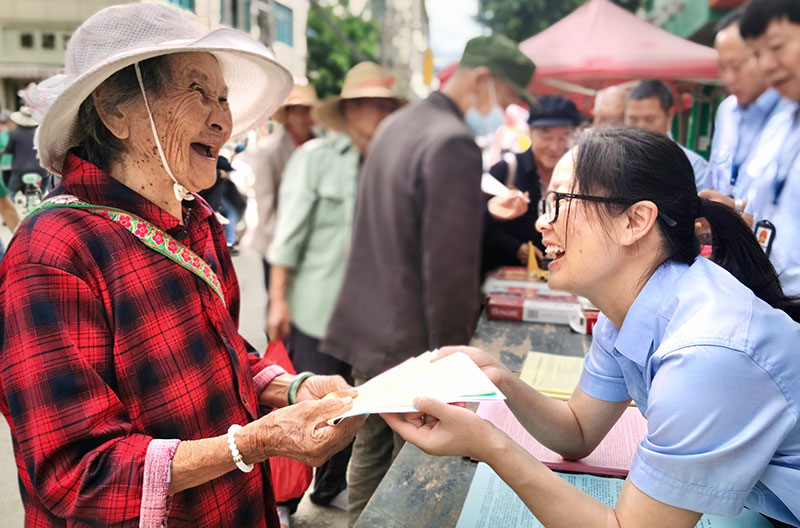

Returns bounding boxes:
[699,198,800,322]
[575,127,800,323]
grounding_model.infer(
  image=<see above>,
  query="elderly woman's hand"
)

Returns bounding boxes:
[247,397,363,467]
[296,374,357,403]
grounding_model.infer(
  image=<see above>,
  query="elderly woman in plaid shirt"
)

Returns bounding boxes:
[0,4,362,527]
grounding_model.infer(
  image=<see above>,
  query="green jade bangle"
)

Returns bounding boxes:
[287,371,316,405]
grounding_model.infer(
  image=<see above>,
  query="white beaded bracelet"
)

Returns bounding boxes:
[227,424,254,473]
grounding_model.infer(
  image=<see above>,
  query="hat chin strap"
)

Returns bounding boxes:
[134,62,194,202]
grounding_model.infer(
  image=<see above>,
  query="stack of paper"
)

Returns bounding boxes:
[521,351,636,406]
[476,401,646,477]
[520,351,585,401]
[329,351,505,424]
[456,464,772,528]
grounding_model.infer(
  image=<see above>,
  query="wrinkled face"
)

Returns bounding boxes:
[285,105,313,140]
[530,125,573,171]
[126,52,232,192]
[624,97,671,135]
[748,18,800,102]
[716,24,768,105]
[535,150,623,296]
[342,97,398,143]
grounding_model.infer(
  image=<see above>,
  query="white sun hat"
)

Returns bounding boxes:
[25,2,292,175]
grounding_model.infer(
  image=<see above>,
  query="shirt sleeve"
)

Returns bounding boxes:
[629,345,796,516]
[243,340,287,395]
[267,148,317,270]
[420,134,483,348]
[577,315,631,402]
[0,262,177,524]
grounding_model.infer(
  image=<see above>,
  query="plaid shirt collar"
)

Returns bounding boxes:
[59,152,213,232]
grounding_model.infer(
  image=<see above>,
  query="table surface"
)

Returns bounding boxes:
[354,312,592,528]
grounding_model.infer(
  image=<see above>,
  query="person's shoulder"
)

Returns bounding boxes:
[6,206,113,270]
[659,259,775,349]
[718,95,738,114]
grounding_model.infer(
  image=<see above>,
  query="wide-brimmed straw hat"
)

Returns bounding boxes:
[24,2,292,175]
[10,106,37,127]
[312,62,407,131]
[272,84,319,125]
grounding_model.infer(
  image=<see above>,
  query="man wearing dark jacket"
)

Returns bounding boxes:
[482,95,581,273]
[321,35,536,526]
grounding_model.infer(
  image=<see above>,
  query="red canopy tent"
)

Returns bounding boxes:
[519,0,719,108]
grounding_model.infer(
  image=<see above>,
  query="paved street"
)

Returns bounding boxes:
[0,214,347,527]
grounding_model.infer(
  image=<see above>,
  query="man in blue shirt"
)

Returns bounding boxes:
[704,9,793,206]
[740,0,800,296]
[624,80,709,189]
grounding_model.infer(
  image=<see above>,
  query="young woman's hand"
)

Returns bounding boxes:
[381,397,504,461]
[433,346,511,390]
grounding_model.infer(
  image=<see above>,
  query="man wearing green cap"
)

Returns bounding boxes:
[320,34,536,526]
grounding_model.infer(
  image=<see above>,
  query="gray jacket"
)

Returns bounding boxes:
[248,127,299,257]
[321,91,483,377]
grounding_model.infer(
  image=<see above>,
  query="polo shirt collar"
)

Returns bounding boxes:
[58,152,212,231]
[738,88,781,116]
[612,260,688,366]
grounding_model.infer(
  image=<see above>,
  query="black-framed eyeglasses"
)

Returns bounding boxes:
[539,191,677,227]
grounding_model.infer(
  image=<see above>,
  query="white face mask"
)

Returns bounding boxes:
[134,62,194,203]
[465,77,505,138]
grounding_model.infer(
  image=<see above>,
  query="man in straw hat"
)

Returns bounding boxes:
[0,4,362,526]
[251,83,319,293]
[321,35,536,526]
[267,62,404,517]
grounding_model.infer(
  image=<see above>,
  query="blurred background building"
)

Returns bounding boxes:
[645,0,747,45]
[0,0,311,110]
[346,0,430,98]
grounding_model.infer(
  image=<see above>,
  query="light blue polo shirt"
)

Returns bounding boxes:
[679,145,709,190]
[578,258,800,525]
[706,89,790,199]
[746,104,800,296]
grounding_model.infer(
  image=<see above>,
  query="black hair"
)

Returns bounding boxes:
[75,55,172,172]
[715,8,743,34]
[741,0,800,39]
[627,79,674,114]
[574,127,800,322]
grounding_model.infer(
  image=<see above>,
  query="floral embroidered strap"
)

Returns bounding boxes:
[29,194,226,307]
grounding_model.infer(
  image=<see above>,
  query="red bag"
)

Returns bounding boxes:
[263,340,313,502]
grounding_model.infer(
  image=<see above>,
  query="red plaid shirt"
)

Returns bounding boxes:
[0,154,281,527]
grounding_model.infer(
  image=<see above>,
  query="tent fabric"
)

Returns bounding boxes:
[520,0,719,87]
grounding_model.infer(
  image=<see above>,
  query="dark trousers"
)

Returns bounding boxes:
[284,324,353,505]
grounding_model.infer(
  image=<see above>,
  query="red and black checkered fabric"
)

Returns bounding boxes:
[0,153,279,527]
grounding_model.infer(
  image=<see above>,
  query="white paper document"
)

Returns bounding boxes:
[480,173,530,202]
[329,351,505,424]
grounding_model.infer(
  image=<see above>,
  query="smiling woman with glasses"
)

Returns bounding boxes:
[384,127,800,528]
[540,190,678,227]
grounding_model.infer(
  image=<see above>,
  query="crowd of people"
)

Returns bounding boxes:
[0,0,798,527]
